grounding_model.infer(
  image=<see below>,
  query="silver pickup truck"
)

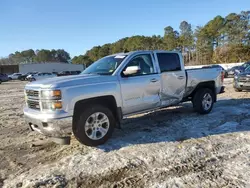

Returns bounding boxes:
[24,50,223,146]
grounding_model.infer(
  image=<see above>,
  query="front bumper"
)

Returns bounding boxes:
[24,107,72,137]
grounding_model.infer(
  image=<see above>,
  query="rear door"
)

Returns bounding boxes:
[119,53,161,115]
[154,52,186,106]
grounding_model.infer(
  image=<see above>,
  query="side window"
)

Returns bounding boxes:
[157,53,181,72]
[123,54,155,76]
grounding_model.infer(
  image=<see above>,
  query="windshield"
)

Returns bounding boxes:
[82,55,127,75]
[242,63,250,68]
[245,66,250,72]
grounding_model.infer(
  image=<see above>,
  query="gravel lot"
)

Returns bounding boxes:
[1,79,250,188]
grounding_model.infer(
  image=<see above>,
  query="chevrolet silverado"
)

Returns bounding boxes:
[24,50,224,146]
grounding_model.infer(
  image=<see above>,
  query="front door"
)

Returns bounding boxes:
[119,53,161,115]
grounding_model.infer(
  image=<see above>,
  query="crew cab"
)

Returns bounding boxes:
[24,51,223,146]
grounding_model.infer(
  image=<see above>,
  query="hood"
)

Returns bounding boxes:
[25,74,116,89]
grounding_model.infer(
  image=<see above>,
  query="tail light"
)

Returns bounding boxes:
[221,71,224,82]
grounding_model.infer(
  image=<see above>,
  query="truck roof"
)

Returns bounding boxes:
[109,50,182,57]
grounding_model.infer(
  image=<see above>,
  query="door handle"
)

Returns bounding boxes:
[150,78,159,82]
[178,76,184,80]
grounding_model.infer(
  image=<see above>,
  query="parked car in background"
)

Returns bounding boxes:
[57,71,71,76]
[57,71,81,76]
[27,72,57,81]
[234,61,250,75]
[234,66,250,92]
[70,71,81,75]
[227,66,242,77]
[26,72,39,80]
[18,72,38,81]
[0,73,9,83]
[202,65,228,78]
[24,50,224,146]
[8,73,22,80]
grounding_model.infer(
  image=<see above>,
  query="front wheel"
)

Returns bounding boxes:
[73,105,115,146]
[192,88,214,114]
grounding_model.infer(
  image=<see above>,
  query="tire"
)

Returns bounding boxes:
[73,104,115,146]
[234,88,242,92]
[224,72,228,78]
[192,88,214,114]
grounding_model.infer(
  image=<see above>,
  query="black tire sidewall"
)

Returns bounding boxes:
[234,88,242,92]
[193,88,214,114]
[73,105,115,146]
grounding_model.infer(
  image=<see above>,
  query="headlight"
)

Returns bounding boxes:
[41,90,61,99]
[42,101,62,110]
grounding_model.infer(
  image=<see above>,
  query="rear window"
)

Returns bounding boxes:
[157,53,181,72]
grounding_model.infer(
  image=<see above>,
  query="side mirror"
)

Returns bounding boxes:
[123,66,140,76]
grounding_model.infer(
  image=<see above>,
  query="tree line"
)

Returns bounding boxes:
[1,10,249,66]
[72,10,250,66]
[0,49,71,65]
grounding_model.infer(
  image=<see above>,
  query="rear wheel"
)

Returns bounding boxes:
[73,105,115,146]
[192,88,214,114]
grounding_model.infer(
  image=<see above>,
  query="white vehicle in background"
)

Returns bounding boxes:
[27,72,57,81]
[8,73,22,80]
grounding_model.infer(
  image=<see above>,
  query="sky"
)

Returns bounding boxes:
[0,0,249,58]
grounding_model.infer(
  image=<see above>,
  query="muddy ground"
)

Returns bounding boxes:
[0,79,250,188]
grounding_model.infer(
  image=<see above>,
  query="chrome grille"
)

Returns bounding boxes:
[26,90,39,97]
[239,77,250,82]
[27,100,40,110]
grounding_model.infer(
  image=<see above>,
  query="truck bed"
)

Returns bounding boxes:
[184,67,223,97]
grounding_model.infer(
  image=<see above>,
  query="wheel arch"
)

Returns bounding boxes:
[73,95,122,130]
[190,81,216,102]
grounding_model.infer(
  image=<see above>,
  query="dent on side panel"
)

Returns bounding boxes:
[183,79,198,97]
[160,73,185,106]
[184,68,221,97]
